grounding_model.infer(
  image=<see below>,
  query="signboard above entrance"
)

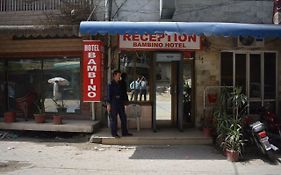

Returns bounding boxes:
[119,33,201,50]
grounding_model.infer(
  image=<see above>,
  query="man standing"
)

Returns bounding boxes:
[139,76,147,101]
[107,70,132,137]
[119,72,129,104]
[129,77,140,101]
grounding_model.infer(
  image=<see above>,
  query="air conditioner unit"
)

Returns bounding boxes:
[237,36,264,48]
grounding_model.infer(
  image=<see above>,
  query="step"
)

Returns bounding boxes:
[89,128,213,145]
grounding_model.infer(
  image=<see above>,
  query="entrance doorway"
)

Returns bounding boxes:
[153,53,183,131]
[155,62,172,122]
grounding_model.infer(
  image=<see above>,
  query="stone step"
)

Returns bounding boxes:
[90,128,213,145]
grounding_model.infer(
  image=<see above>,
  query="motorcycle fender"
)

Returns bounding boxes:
[260,137,272,151]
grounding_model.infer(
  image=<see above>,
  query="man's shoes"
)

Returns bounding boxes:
[122,133,133,136]
[112,133,133,137]
[112,134,120,138]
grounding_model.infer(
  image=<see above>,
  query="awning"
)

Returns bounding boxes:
[80,21,281,37]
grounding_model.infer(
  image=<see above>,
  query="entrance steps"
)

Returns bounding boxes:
[90,128,212,145]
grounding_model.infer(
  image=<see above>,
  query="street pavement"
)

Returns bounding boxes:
[0,133,281,175]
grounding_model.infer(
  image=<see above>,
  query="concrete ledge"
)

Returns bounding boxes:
[89,128,213,145]
[101,137,212,145]
[0,120,100,133]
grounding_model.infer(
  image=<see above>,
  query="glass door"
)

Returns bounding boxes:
[155,62,172,123]
[183,61,193,125]
[153,53,183,131]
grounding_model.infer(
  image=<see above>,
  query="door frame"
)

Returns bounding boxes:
[152,52,183,132]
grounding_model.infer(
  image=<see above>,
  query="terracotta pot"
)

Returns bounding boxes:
[4,112,16,123]
[203,127,212,137]
[34,114,46,123]
[225,149,239,162]
[53,115,62,125]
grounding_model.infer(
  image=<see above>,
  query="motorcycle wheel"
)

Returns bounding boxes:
[266,150,278,163]
[253,136,267,155]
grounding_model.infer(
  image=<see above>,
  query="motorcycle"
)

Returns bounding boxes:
[243,115,279,162]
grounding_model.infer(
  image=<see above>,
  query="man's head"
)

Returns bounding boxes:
[112,70,121,82]
[121,72,127,80]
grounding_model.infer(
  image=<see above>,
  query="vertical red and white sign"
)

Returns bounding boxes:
[82,40,103,102]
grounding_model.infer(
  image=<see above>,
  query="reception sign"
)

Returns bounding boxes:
[119,33,201,50]
[82,40,103,102]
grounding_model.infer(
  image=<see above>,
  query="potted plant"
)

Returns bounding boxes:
[4,111,16,123]
[220,87,247,161]
[33,99,46,123]
[221,118,244,161]
[51,99,66,125]
[213,87,232,149]
[201,115,214,137]
[53,115,63,125]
